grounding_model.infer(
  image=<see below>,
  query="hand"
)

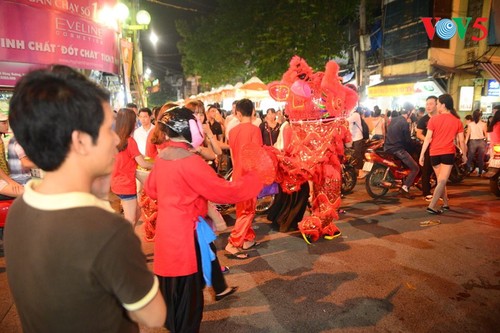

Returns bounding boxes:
[419,155,424,167]
[462,155,467,164]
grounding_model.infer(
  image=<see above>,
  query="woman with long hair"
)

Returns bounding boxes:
[111,108,153,226]
[145,102,178,159]
[419,94,467,214]
[465,109,487,175]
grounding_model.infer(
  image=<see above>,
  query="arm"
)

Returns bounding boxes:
[128,289,166,328]
[415,128,425,142]
[457,131,467,164]
[135,155,154,169]
[14,143,36,168]
[418,129,433,166]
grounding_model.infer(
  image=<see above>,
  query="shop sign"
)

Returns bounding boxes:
[367,82,414,98]
[459,86,474,111]
[486,80,500,97]
[0,0,120,84]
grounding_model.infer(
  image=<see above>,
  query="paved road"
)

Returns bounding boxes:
[1,176,499,332]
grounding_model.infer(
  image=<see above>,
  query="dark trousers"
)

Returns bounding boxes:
[421,149,433,196]
[210,242,227,294]
[393,148,420,188]
[352,139,365,170]
[159,236,205,333]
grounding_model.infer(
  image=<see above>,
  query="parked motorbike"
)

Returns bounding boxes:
[341,148,357,194]
[362,140,436,198]
[448,146,468,183]
[482,143,500,196]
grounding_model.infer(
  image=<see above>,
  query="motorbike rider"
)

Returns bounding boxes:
[384,104,420,199]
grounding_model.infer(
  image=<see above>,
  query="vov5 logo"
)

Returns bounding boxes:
[421,17,488,41]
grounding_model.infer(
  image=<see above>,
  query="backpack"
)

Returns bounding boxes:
[356,116,370,140]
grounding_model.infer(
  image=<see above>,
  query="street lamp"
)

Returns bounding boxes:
[149,31,159,46]
[112,2,151,107]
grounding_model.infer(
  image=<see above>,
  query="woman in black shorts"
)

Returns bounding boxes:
[419,94,467,214]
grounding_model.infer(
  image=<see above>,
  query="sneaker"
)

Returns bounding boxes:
[424,195,433,202]
[399,188,414,199]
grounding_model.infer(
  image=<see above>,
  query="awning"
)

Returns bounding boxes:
[479,62,500,83]
[367,75,427,98]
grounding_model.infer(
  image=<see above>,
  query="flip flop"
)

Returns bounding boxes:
[226,252,249,260]
[420,220,441,227]
[242,241,261,250]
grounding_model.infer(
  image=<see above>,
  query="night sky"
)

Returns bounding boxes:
[140,0,217,77]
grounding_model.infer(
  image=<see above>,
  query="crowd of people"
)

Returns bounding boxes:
[2,64,500,333]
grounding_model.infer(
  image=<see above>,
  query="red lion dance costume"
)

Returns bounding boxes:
[268,56,357,243]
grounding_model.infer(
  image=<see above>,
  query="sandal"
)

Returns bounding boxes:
[426,207,443,215]
[225,243,249,259]
[242,241,261,250]
[215,286,238,301]
[227,252,249,260]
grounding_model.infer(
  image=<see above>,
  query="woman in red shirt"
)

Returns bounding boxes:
[419,94,467,214]
[111,108,153,226]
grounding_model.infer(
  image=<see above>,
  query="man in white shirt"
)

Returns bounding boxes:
[347,107,365,177]
[133,108,154,155]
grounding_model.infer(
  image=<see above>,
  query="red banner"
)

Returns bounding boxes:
[0,0,120,86]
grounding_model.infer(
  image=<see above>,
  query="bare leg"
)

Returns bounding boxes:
[121,198,138,227]
[429,164,452,210]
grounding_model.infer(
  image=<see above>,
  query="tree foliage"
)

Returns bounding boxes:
[176,0,360,87]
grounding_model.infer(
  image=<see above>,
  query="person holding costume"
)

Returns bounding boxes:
[144,107,262,332]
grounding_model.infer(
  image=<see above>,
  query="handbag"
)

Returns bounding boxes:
[257,182,279,199]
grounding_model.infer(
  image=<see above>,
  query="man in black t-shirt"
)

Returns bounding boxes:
[206,104,224,140]
[416,95,438,200]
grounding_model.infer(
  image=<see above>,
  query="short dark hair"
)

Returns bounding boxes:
[126,102,137,109]
[138,107,152,116]
[9,65,109,171]
[426,95,438,102]
[236,99,254,117]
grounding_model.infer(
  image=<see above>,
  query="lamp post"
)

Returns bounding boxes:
[113,1,151,107]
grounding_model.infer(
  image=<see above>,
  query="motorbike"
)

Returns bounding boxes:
[448,146,468,183]
[215,167,276,214]
[341,148,357,194]
[362,140,436,198]
[482,143,500,196]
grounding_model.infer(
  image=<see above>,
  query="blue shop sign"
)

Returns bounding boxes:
[487,80,500,96]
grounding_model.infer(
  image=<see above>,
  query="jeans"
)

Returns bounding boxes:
[467,139,486,174]
[393,148,420,188]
